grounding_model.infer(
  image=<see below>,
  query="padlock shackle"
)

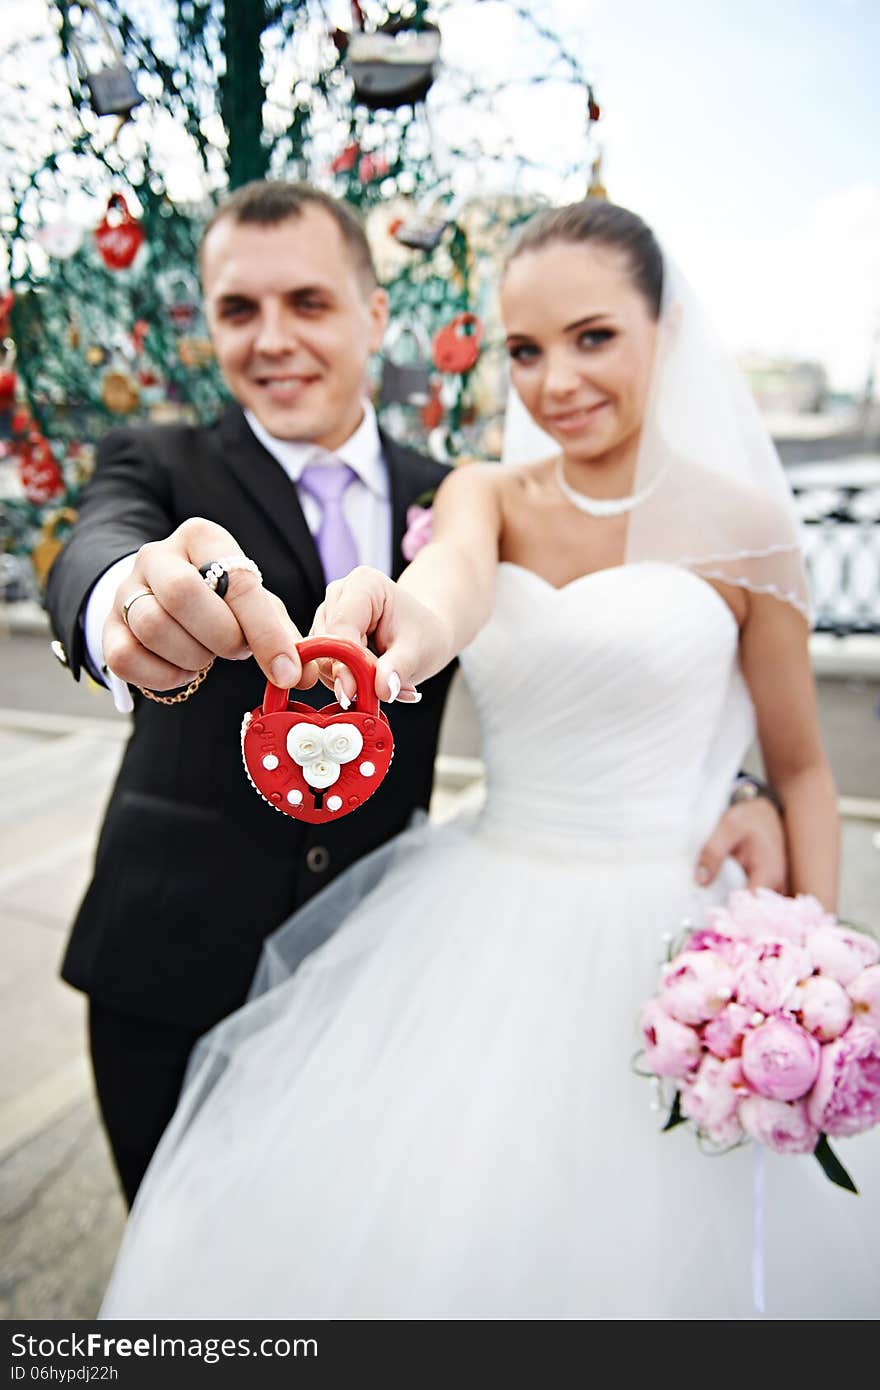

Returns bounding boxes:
[383,319,430,359]
[450,312,483,344]
[105,193,134,221]
[67,0,126,74]
[261,637,380,717]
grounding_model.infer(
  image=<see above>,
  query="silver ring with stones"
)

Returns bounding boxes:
[199,555,262,600]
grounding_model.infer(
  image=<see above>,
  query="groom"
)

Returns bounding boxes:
[46,180,785,1205]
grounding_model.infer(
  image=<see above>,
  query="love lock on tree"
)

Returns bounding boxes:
[68,0,143,118]
[94,195,144,271]
[379,323,432,407]
[31,508,79,589]
[241,639,394,825]
[345,20,441,111]
[432,313,484,374]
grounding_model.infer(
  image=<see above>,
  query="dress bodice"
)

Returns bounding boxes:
[459,563,755,858]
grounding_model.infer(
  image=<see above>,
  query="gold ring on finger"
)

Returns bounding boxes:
[121,589,154,629]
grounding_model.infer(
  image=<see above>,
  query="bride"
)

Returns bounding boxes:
[101,200,878,1319]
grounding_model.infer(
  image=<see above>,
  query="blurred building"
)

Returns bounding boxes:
[739,354,829,415]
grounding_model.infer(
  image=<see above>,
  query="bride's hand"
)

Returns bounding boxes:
[310,566,453,706]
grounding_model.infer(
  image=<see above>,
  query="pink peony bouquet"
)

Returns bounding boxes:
[639,888,880,1191]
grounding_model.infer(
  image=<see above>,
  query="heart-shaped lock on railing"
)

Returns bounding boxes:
[241,638,394,825]
[431,313,484,374]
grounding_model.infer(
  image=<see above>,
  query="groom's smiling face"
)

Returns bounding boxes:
[202,207,388,450]
[501,241,658,466]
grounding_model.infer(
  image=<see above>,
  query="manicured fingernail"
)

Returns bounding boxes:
[695,865,710,885]
[271,655,298,688]
[387,671,401,703]
[396,689,422,703]
[334,678,351,710]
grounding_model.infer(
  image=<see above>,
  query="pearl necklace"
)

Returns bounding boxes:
[554,457,664,517]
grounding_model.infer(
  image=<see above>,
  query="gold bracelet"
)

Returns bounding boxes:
[136,661,214,706]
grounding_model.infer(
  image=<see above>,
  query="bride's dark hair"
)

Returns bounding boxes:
[505,200,664,319]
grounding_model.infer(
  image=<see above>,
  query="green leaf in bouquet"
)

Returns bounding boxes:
[662,1091,687,1132]
[813,1134,858,1194]
[631,1048,657,1079]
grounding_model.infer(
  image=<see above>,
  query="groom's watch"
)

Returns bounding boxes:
[730,774,784,817]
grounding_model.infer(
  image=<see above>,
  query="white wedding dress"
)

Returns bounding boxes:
[102,563,879,1319]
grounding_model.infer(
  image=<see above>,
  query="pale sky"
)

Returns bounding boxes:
[547,0,880,392]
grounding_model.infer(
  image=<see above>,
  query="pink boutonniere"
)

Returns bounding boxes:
[401,496,434,561]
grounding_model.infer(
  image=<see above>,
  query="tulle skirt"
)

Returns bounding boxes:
[101,816,880,1319]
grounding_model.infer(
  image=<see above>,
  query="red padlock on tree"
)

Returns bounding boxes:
[329,141,360,174]
[0,369,16,412]
[432,312,484,374]
[420,378,444,430]
[0,291,13,338]
[94,194,144,271]
[241,638,394,826]
[19,434,64,504]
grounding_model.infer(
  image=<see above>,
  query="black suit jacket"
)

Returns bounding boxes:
[46,406,453,1032]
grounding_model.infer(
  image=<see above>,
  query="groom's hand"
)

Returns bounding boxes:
[695,796,787,892]
[104,518,307,692]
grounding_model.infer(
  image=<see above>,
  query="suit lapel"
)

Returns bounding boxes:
[217,407,326,604]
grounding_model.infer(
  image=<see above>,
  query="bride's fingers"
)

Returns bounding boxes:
[326,661,417,708]
[329,650,374,706]
[374,648,422,704]
[317,569,391,702]
[308,593,359,695]
[323,576,382,646]
[309,569,418,706]
[395,683,422,704]
[296,658,321,690]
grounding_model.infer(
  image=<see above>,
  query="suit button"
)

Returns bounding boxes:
[306,845,330,874]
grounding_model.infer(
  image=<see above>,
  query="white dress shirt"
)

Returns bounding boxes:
[83,403,391,713]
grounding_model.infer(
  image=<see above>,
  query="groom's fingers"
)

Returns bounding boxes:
[114,519,306,690]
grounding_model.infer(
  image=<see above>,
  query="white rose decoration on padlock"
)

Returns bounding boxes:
[287,725,323,765]
[303,759,342,789]
[286,723,364,790]
[324,724,364,764]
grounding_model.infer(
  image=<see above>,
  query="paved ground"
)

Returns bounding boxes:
[0,619,877,1320]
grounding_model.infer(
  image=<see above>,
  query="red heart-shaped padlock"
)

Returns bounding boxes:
[241,638,394,825]
[94,194,144,271]
[431,312,483,374]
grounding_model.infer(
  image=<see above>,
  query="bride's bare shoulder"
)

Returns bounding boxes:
[436,457,555,505]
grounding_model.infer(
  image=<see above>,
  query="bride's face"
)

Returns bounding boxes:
[501,241,658,465]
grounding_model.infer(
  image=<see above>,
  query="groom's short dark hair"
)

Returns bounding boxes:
[199,180,379,293]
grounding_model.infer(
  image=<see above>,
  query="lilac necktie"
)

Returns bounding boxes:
[298,460,359,584]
